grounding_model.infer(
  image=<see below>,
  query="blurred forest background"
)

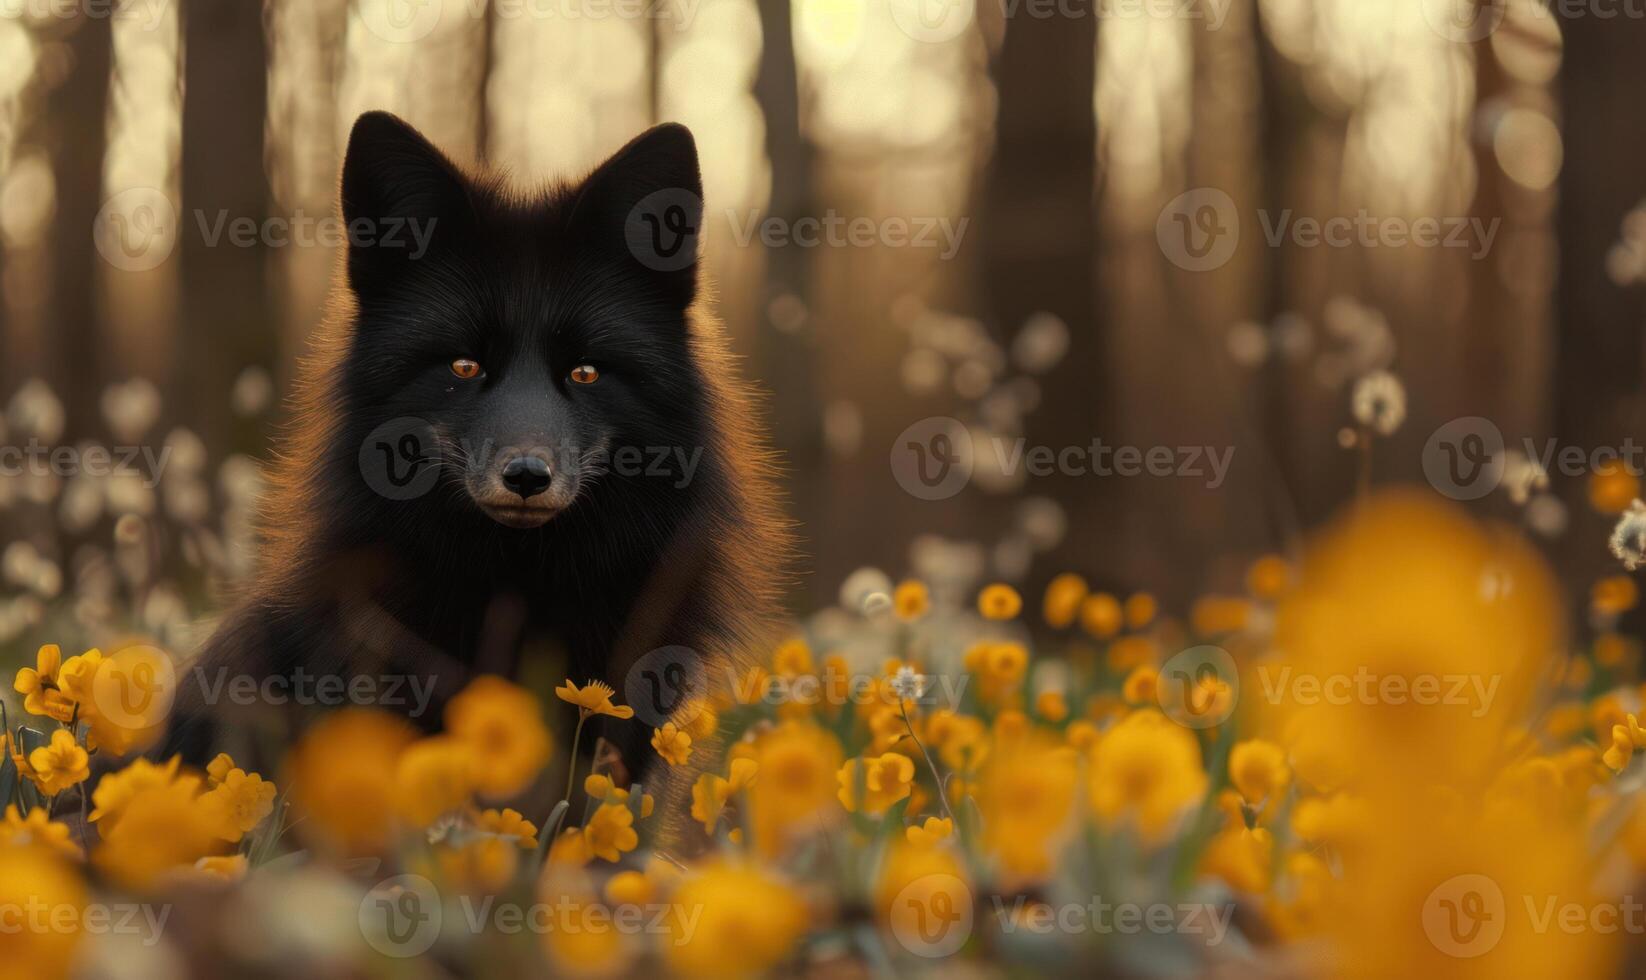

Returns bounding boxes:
[0,0,1642,645]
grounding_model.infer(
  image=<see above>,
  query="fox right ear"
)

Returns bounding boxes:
[339,111,469,295]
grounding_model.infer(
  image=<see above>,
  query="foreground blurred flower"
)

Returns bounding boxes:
[285,709,416,852]
[0,843,86,979]
[906,815,953,847]
[747,722,843,857]
[0,804,80,860]
[1089,710,1206,845]
[977,734,1077,880]
[446,675,554,799]
[94,777,224,890]
[395,736,477,827]
[665,861,806,978]
[200,766,278,842]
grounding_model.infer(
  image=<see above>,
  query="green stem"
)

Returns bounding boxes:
[900,699,959,835]
[563,713,588,813]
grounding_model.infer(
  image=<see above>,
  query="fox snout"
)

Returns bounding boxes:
[501,453,552,499]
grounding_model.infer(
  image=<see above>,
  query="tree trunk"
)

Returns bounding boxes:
[179,0,272,455]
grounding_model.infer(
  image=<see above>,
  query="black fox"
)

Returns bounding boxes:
[161,112,789,807]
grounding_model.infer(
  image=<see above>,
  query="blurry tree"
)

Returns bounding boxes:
[45,14,112,437]
[179,0,272,453]
[754,0,821,589]
[979,4,1100,588]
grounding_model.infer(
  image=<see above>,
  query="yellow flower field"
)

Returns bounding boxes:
[3,481,1646,978]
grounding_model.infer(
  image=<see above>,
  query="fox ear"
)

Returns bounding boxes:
[569,123,703,309]
[339,111,469,295]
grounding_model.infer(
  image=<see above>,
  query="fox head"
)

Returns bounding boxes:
[335,112,711,531]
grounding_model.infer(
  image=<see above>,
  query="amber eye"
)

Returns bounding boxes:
[570,364,600,385]
[450,359,482,380]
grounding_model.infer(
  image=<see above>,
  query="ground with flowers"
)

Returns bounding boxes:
[3,478,1646,978]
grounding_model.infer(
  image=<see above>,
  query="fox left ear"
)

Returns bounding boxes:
[340,111,472,298]
[569,123,703,309]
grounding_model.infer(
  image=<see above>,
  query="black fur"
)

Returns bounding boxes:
[160,113,789,806]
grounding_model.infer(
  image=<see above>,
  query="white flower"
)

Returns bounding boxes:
[890,666,925,702]
[1610,499,1646,571]
[1351,370,1407,436]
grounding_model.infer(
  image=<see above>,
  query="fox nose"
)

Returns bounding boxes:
[501,455,552,499]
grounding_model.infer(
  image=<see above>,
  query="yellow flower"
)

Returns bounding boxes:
[1228,739,1290,808]
[1593,574,1640,616]
[977,583,1023,620]
[474,806,539,848]
[665,861,806,979]
[395,736,477,827]
[206,752,236,787]
[193,854,249,882]
[680,698,719,742]
[446,675,554,799]
[547,828,591,867]
[606,869,654,906]
[837,753,915,815]
[651,722,692,766]
[13,644,75,723]
[1200,825,1273,894]
[27,729,89,797]
[89,755,200,831]
[927,710,989,771]
[893,580,930,621]
[0,842,87,978]
[582,802,639,862]
[540,883,634,977]
[1065,720,1101,753]
[1080,593,1124,638]
[0,804,81,860]
[875,840,971,950]
[430,836,520,894]
[905,815,953,847]
[285,709,417,853]
[200,767,278,842]
[1288,793,1373,852]
[1246,554,1291,600]
[94,778,225,889]
[1035,690,1068,723]
[747,722,843,857]
[1089,710,1206,845]
[771,638,813,676]
[555,679,635,719]
[976,735,1078,881]
[1590,460,1641,514]
[1123,592,1157,629]
[691,758,758,835]
[1122,665,1158,704]
[1042,573,1089,628]
[1604,714,1646,772]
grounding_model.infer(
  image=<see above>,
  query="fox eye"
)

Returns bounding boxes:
[450,359,482,380]
[569,364,600,385]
